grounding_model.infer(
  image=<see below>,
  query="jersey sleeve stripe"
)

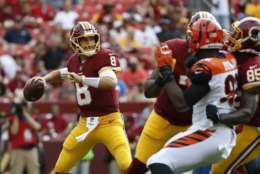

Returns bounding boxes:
[192,63,212,74]
[193,57,237,75]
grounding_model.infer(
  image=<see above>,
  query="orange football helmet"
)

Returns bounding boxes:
[70,21,100,56]
[186,18,224,54]
[188,11,218,30]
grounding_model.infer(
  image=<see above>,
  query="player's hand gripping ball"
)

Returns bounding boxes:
[23,77,45,102]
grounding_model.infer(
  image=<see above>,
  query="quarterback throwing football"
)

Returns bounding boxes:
[24,22,132,174]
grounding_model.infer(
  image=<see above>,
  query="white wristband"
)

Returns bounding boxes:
[99,68,118,83]
[99,69,117,79]
[82,77,100,88]
[59,68,69,79]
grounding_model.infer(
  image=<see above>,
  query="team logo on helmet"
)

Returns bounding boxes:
[226,17,260,55]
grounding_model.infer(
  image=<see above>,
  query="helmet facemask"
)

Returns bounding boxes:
[226,22,244,51]
[70,22,101,57]
[70,34,100,56]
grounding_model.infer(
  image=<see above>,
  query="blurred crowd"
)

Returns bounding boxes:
[0,0,190,104]
[0,0,259,104]
[0,0,259,173]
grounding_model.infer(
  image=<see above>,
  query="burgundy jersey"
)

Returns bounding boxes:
[238,55,260,127]
[154,39,192,125]
[67,49,121,116]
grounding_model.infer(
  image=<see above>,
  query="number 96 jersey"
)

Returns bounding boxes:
[191,52,239,126]
[67,48,121,116]
[238,55,260,127]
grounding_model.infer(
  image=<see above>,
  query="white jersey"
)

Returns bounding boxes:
[147,53,238,174]
[191,52,238,128]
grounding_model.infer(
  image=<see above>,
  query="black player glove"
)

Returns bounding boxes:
[155,76,166,87]
[155,65,175,86]
[206,104,220,124]
[158,65,174,83]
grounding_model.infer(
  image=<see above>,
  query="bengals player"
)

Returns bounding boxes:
[210,17,260,174]
[126,11,219,174]
[147,18,238,174]
[27,22,132,173]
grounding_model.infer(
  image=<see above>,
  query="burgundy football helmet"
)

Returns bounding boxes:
[70,21,100,56]
[226,17,260,55]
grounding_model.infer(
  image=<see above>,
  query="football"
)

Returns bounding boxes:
[23,77,45,102]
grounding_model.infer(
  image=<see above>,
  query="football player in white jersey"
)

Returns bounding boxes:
[146,18,238,174]
[208,17,260,174]
[126,11,225,174]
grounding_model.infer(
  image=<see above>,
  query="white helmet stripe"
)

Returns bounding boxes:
[86,22,91,30]
[81,22,86,30]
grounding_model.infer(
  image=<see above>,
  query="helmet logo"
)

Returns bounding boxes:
[226,17,260,55]
[249,26,260,41]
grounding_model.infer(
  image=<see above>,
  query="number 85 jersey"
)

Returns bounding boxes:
[238,55,260,127]
[67,48,121,116]
[239,55,260,93]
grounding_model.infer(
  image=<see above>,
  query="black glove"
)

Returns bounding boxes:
[158,65,174,82]
[206,104,220,124]
[154,76,166,87]
[155,65,175,87]
[185,55,199,68]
